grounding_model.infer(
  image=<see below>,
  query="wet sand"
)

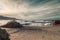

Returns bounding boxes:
[2,26,60,40]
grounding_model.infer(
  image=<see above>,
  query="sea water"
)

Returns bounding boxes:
[0,20,51,27]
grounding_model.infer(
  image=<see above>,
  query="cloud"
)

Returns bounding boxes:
[0,0,60,20]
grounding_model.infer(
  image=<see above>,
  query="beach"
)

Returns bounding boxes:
[2,26,60,40]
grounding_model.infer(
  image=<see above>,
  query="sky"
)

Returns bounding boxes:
[0,0,60,21]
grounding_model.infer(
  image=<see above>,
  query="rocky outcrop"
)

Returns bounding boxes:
[51,20,60,25]
[0,28,10,40]
[1,20,24,28]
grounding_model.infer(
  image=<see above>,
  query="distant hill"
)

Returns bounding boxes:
[0,15,18,20]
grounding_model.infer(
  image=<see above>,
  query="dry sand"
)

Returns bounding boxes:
[2,26,60,40]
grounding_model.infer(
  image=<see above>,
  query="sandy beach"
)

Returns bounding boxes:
[1,26,60,40]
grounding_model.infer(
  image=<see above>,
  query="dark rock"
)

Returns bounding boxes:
[1,20,24,28]
[51,20,60,25]
[0,28,10,40]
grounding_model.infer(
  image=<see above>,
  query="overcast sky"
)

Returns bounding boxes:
[0,0,60,21]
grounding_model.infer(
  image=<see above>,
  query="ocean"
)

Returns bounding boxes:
[0,20,51,27]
